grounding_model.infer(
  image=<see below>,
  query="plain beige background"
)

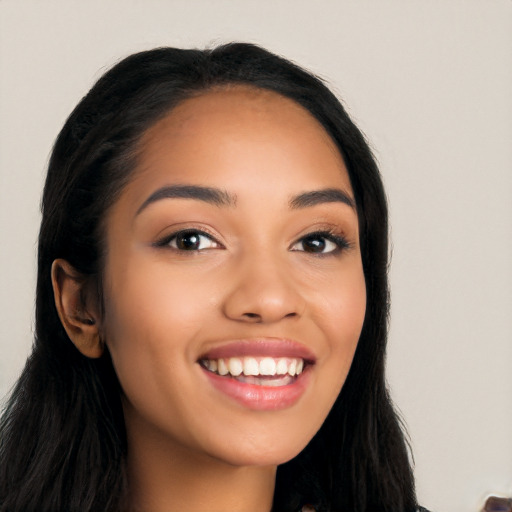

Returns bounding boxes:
[1,1,511,511]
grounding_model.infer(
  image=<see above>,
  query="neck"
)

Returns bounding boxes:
[124,412,276,512]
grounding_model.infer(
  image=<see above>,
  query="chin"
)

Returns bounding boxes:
[207,434,311,469]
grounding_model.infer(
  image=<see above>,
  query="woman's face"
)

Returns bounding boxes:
[101,86,366,467]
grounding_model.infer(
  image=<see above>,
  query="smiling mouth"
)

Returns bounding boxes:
[199,356,307,387]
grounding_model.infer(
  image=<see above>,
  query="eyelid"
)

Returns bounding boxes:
[154,227,224,251]
[289,229,351,255]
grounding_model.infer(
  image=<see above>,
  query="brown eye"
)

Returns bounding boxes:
[290,231,349,255]
[167,230,219,251]
[300,235,328,253]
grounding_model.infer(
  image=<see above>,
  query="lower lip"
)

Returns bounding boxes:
[201,367,311,411]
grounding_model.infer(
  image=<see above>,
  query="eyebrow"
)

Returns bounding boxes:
[289,188,355,209]
[136,184,237,215]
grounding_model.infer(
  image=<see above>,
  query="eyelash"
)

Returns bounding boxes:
[155,228,350,256]
[154,229,222,252]
[290,230,351,256]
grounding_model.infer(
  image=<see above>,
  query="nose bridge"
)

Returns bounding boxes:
[222,245,303,323]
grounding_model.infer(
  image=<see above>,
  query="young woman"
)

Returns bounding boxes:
[0,43,427,512]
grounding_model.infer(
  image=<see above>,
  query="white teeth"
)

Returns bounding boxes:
[243,357,259,376]
[287,359,297,376]
[237,374,295,387]
[218,358,229,376]
[276,358,288,375]
[203,356,306,378]
[228,358,243,376]
[260,357,276,376]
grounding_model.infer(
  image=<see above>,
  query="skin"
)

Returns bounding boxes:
[69,86,366,511]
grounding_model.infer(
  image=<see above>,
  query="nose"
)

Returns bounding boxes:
[221,252,304,324]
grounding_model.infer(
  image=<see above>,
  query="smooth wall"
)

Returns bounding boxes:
[1,2,511,511]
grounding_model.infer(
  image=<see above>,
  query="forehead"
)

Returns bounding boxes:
[126,86,352,207]
[141,85,336,150]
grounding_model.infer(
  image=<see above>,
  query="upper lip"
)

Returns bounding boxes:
[198,338,316,362]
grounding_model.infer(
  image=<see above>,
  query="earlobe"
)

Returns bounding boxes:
[51,259,104,358]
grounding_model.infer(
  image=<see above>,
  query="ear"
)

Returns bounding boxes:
[51,259,104,358]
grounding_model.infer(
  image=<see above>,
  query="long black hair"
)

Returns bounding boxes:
[0,43,417,512]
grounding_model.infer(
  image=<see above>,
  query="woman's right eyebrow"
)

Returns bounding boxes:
[136,184,237,216]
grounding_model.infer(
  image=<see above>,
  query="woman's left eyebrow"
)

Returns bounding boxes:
[289,188,355,210]
[136,184,237,216]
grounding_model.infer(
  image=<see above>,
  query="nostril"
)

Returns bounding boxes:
[242,312,261,322]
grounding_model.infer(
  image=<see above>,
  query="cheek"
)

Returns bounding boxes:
[315,262,367,342]
[313,263,367,384]
[103,258,213,346]
[99,260,207,398]
[99,262,211,432]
